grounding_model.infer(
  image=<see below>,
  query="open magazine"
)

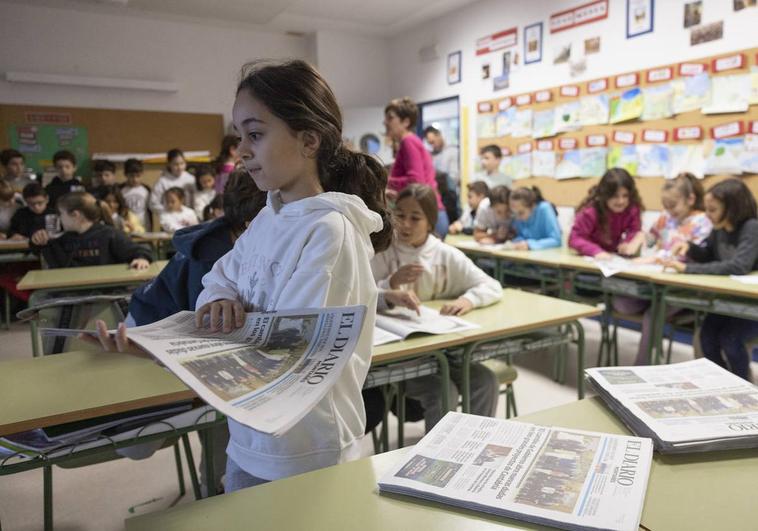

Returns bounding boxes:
[584,255,663,278]
[373,305,479,346]
[106,306,365,436]
[586,358,758,453]
[379,412,652,531]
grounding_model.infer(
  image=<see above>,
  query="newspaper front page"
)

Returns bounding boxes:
[379,412,652,531]
[373,305,479,346]
[127,306,366,436]
[586,359,758,451]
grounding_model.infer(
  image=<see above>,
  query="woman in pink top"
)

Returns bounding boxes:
[569,168,645,259]
[384,97,449,237]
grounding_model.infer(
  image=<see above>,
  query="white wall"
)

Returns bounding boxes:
[386,0,757,179]
[0,1,309,124]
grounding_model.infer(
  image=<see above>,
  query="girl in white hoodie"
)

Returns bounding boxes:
[149,148,196,215]
[371,184,502,432]
[191,60,392,491]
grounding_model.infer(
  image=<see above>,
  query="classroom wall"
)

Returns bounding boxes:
[386,0,757,198]
[0,1,310,125]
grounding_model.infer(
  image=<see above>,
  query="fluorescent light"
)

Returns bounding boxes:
[5,71,178,92]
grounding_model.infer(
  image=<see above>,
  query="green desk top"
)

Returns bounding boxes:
[0,239,30,252]
[650,271,758,300]
[0,350,193,437]
[372,290,599,364]
[125,397,757,531]
[17,260,168,291]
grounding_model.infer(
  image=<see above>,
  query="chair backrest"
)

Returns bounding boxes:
[18,293,131,355]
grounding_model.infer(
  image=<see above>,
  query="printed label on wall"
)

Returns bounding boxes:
[642,129,668,143]
[646,67,672,83]
[560,85,580,97]
[673,126,703,141]
[497,98,513,110]
[678,62,708,76]
[516,94,533,106]
[587,79,608,93]
[615,73,639,88]
[535,90,553,103]
[537,140,555,151]
[518,141,533,153]
[586,134,607,147]
[612,130,636,144]
[712,54,745,72]
[711,121,744,139]
[558,137,578,149]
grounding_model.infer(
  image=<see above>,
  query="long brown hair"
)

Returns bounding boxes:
[58,192,113,226]
[237,60,392,252]
[708,178,757,229]
[577,168,643,236]
[396,184,438,234]
[664,172,705,211]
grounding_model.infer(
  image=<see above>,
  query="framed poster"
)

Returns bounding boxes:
[524,22,543,65]
[627,0,654,38]
[447,51,461,85]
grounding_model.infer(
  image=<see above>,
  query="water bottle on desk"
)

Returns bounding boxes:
[45,214,61,237]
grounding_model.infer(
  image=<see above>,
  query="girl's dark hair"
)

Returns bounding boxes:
[384,97,418,129]
[707,178,757,229]
[124,158,143,175]
[223,168,268,232]
[467,180,490,198]
[236,59,392,252]
[102,185,128,217]
[396,184,438,233]
[489,185,511,206]
[164,186,185,203]
[166,148,185,163]
[663,172,705,211]
[194,164,215,190]
[215,134,240,170]
[512,186,558,215]
[58,191,113,225]
[203,195,224,221]
[577,168,644,235]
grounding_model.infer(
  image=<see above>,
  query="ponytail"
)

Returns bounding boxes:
[58,192,112,224]
[97,199,115,226]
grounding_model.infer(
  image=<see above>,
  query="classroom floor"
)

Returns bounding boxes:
[0,318,747,531]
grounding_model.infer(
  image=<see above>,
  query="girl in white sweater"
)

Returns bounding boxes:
[371,184,502,431]
[149,148,196,215]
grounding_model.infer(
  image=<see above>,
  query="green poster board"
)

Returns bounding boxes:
[7,124,89,176]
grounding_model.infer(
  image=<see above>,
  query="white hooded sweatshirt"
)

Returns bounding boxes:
[149,170,196,215]
[196,191,382,480]
[371,234,502,307]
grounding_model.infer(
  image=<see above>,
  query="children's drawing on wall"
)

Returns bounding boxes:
[684,1,702,27]
[553,43,571,65]
[493,51,510,91]
[626,0,654,38]
[584,37,600,55]
[691,20,723,46]
[524,22,543,65]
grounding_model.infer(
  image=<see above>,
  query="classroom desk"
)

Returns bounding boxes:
[132,232,173,260]
[125,397,756,531]
[0,239,30,253]
[17,261,167,356]
[0,350,220,531]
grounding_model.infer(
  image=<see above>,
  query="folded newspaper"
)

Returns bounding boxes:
[66,306,366,437]
[379,412,652,531]
[584,256,663,278]
[586,358,758,453]
[373,305,479,346]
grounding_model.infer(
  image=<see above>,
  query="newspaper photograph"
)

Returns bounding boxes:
[379,412,652,531]
[373,305,479,346]
[126,306,366,436]
[586,359,758,450]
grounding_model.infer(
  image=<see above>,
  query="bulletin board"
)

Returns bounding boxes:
[475,47,758,208]
[0,104,224,184]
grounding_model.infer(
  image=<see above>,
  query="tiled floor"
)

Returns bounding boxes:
[0,318,716,531]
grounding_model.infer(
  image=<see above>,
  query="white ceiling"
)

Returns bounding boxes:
[10,0,481,36]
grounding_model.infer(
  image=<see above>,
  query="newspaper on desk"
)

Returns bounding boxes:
[584,255,663,278]
[373,305,479,346]
[586,358,758,453]
[125,306,366,436]
[453,240,515,251]
[379,412,652,531]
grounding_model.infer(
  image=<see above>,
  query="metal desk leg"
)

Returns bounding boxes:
[460,343,475,413]
[571,320,586,399]
[645,283,660,365]
[43,465,53,531]
[396,382,406,448]
[652,286,668,365]
[201,425,216,498]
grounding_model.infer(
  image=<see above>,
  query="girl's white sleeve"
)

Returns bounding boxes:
[445,245,502,308]
[370,251,394,291]
[196,245,243,308]
[149,178,166,214]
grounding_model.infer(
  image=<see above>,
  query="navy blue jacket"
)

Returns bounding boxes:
[129,217,234,326]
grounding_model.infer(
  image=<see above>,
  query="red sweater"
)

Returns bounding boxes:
[569,203,641,256]
[388,134,443,209]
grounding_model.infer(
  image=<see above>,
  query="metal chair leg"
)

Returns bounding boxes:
[43,465,53,531]
[172,442,186,498]
[180,434,202,500]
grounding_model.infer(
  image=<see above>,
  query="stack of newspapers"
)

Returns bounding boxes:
[586,358,758,453]
[378,412,652,531]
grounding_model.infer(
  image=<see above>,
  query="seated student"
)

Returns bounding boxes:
[0,179,21,238]
[509,186,561,250]
[30,191,152,269]
[662,179,758,380]
[473,144,511,189]
[102,185,145,235]
[203,194,224,221]
[46,150,84,208]
[88,160,118,200]
[160,187,199,233]
[150,148,196,215]
[474,185,513,244]
[614,173,712,365]
[449,181,490,235]
[6,183,55,240]
[120,158,152,232]
[569,168,645,259]
[213,135,240,194]
[371,184,501,432]
[193,165,217,219]
[1,149,34,194]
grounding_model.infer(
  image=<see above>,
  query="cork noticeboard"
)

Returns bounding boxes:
[475,47,758,209]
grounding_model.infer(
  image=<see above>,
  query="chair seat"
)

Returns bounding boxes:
[482,358,518,385]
